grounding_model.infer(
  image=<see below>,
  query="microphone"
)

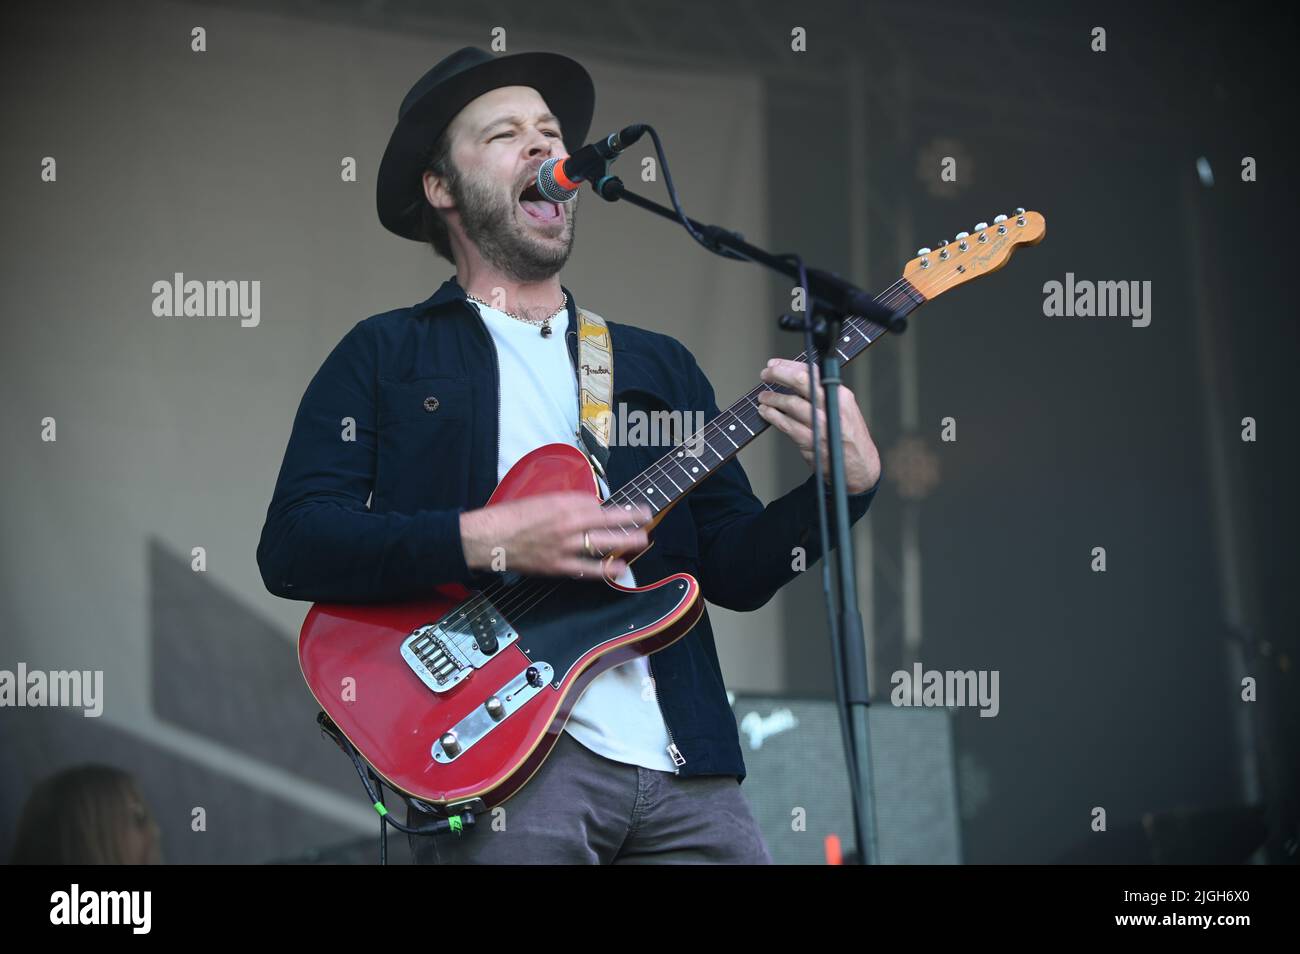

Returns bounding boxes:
[536,124,647,202]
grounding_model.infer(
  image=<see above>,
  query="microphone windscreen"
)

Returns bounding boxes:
[537,157,579,203]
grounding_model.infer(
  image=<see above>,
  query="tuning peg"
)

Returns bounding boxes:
[916,247,932,256]
[1015,207,1026,215]
[993,214,1007,223]
[955,231,970,240]
[974,221,989,231]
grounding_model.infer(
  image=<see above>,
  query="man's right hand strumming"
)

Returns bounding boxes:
[459,493,651,580]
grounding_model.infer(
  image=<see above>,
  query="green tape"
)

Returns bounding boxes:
[373,802,389,817]
[448,815,463,834]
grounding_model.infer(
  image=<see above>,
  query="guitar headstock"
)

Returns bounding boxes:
[902,209,1045,302]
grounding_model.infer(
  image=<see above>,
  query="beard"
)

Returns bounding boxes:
[447,161,578,283]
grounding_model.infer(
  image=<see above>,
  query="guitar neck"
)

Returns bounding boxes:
[604,277,926,520]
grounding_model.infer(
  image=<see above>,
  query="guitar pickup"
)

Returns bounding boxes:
[400,598,520,694]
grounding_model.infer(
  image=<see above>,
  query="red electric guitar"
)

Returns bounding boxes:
[299,210,1046,814]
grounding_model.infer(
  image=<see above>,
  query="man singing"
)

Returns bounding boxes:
[256,46,882,864]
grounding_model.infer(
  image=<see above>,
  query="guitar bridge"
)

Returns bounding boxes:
[400,598,519,693]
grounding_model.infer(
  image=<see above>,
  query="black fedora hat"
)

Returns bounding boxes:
[376,46,595,242]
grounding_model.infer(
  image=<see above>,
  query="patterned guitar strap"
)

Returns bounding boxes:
[574,308,614,489]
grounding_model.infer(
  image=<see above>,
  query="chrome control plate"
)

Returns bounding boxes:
[432,662,554,762]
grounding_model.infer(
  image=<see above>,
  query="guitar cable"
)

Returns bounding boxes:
[316,711,477,864]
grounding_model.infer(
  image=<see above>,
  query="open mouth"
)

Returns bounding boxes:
[518,181,563,225]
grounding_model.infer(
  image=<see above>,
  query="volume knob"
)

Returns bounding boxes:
[440,731,461,757]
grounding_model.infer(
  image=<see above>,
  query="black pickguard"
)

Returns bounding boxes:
[504,575,693,686]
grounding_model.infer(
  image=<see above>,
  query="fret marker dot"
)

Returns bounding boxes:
[647,487,655,493]
[729,424,736,430]
[677,452,684,457]
[843,335,850,342]
[691,466,699,473]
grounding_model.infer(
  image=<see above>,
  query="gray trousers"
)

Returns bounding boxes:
[406,730,772,864]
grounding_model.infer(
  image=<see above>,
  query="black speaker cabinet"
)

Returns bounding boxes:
[730,694,963,864]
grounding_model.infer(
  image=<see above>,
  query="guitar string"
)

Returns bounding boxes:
[458,280,925,630]
[595,244,1000,519]
[602,307,901,511]
[417,275,919,659]
[426,266,973,663]
[417,262,977,664]
[421,269,955,664]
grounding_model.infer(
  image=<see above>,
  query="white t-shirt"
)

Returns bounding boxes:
[471,298,678,773]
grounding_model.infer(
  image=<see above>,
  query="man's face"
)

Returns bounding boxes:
[432,85,579,281]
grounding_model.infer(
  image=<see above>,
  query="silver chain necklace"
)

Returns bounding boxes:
[466,290,567,337]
